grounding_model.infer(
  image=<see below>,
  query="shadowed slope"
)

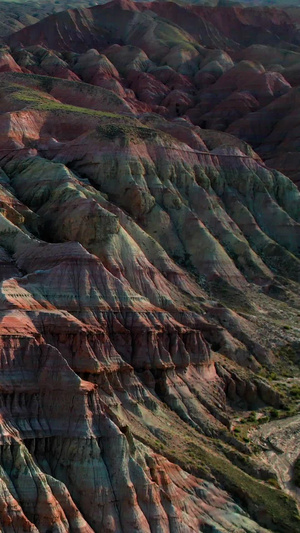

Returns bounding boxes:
[0,2,298,532]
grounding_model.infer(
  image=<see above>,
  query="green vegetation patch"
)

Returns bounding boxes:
[155,18,198,50]
[96,123,160,144]
[13,86,123,117]
[185,441,300,533]
[0,78,179,146]
[0,71,129,109]
[0,81,134,120]
[140,427,300,532]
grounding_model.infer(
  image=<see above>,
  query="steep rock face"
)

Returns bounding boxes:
[0,2,299,532]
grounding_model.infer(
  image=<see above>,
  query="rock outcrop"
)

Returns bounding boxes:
[0,1,298,532]
[4,0,300,186]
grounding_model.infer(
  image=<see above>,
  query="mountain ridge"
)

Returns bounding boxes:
[0,1,299,531]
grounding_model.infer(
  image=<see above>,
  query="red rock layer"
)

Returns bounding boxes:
[0,2,297,532]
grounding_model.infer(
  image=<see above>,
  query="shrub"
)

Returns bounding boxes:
[293,457,300,488]
[270,408,280,419]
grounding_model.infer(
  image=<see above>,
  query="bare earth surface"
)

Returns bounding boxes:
[252,407,300,507]
[0,1,298,532]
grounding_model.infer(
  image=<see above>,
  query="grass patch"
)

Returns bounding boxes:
[274,343,300,374]
[185,441,300,533]
[155,18,198,50]
[13,86,124,117]
[139,430,300,532]
[95,123,159,144]
[0,81,135,120]
[290,385,300,399]
[0,71,130,109]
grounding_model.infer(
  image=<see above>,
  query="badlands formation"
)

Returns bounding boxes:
[0,0,298,531]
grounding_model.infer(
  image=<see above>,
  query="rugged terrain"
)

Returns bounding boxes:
[0,0,103,40]
[0,1,299,532]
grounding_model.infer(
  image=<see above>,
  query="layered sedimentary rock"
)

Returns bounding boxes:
[0,0,103,40]
[5,0,300,186]
[0,1,299,532]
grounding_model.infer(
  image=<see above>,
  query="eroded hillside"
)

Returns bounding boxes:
[0,1,299,532]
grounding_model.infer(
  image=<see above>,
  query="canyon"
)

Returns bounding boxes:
[0,1,299,531]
